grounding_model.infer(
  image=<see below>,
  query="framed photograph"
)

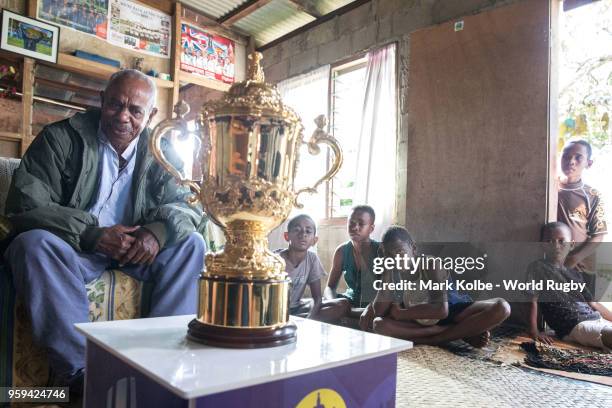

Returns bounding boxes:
[0,9,60,63]
[38,0,108,40]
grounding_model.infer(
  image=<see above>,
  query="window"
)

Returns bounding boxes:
[277,65,331,222]
[328,57,367,218]
[276,43,397,237]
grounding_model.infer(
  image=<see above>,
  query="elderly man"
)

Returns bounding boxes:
[4,70,204,395]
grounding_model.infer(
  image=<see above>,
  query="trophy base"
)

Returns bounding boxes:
[189,273,296,348]
[188,319,297,348]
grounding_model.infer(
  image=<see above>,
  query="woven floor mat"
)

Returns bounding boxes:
[442,326,522,362]
[396,346,612,407]
[491,334,612,386]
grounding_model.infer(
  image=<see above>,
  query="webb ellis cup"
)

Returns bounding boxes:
[149,53,342,347]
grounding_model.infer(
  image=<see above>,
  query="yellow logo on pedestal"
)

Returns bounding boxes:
[296,388,346,408]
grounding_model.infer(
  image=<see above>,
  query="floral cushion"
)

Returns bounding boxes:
[87,269,143,322]
[0,267,145,389]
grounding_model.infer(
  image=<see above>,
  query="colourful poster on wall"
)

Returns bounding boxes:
[38,0,109,39]
[180,23,235,84]
[108,0,170,58]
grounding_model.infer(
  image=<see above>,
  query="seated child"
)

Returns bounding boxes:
[362,226,510,348]
[277,214,350,322]
[324,205,381,310]
[527,221,612,350]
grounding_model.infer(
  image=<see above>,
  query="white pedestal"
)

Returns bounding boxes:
[76,315,411,407]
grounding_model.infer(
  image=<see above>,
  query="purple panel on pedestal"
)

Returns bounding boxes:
[85,342,187,408]
[196,354,397,407]
[85,340,398,407]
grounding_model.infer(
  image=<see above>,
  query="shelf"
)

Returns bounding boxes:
[0,78,21,91]
[0,131,21,141]
[41,54,233,93]
[33,95,88,111]
[55,53,115,79]
[154,77,174,89]
[0,49,23,63]
[178,70,232,92]
[49,53,174,89]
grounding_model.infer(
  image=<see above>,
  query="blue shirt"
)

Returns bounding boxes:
[87,129,139,227]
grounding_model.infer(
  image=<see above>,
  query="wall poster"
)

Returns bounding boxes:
[38,0,109,39]
[180,23,235,84]
[108,0,171,58]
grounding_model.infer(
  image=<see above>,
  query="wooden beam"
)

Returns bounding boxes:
[20,58,34,156]
[0,131,22,141]
[247,36,256,56]
[218,0,272,26]
[0,49,23,62]
[287,0,323,18]
[182,5,249,44]
[170,1,182,117]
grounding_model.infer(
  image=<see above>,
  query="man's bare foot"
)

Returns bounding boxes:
[463,331,490,348]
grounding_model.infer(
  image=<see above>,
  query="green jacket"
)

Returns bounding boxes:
[5,109,202,251]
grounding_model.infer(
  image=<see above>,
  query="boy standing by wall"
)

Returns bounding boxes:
[558,140,607,291]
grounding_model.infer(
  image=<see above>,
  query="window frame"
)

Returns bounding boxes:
[324,53,368,221]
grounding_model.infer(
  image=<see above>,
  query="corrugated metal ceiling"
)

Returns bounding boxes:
[180,0,360,46]
[234,0,316,47]
[183,0,246,19]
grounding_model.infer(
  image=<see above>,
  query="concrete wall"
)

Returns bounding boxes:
[262,0,525,224]
[316,221,349,292]
[261,0,543,271]
[179,85,225,122]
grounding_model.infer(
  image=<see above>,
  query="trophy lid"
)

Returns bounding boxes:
[202,52,300,123]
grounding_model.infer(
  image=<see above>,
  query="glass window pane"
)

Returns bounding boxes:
[329,61,367,218]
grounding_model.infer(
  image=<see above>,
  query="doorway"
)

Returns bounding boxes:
[557,0,612,302]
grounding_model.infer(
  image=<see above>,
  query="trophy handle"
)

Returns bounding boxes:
[149,101,201,206]
[294,115,343,208]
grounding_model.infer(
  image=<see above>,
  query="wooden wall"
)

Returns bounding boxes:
[0,0,247,157]
[406,0,554,242]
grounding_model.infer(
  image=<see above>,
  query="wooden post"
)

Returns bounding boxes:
[170,1,182,118]
[20,0,39,155]
[247,36,256,56]
[27,0,37,17]
[20,58,35,156]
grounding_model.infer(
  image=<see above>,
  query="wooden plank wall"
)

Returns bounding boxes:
[405,0,553,242]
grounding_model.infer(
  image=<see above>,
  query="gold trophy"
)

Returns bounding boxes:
[149,52,342,348]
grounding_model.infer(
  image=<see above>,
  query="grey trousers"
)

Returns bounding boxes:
[5,229,205,383]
